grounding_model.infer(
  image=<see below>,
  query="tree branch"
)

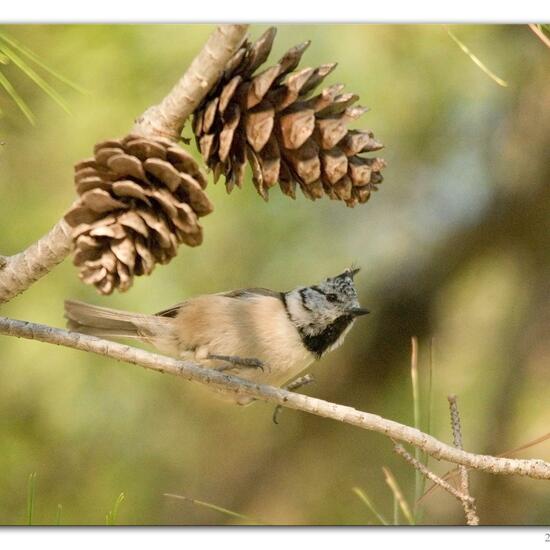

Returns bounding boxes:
[1,315,550,481]
[0,24,249,304]
[0,217,73,304]
[132,24,248,141]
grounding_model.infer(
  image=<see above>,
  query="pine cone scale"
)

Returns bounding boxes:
[192,27,385,205]
[66,134,211,294]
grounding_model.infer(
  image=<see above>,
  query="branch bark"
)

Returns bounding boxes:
[0,217,73,304]
[132,24,248,141]
[393,443,479,525]
[0,24,249,305]
[1,315,550,481]
[448,395,479,525]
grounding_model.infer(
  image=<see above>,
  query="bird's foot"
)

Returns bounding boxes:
[209,354,265,372]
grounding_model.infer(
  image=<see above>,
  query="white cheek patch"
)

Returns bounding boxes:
[285,292,312,326]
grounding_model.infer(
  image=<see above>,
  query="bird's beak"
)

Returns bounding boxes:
[348,307,370,317]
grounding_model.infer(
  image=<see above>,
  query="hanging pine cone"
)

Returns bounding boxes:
[64,135,212,295]
[192,27,386,207]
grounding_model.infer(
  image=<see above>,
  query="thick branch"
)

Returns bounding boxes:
[132,24,249,141]
[0,218,72,304]
[0,25,249,304]
[1,316,550,481]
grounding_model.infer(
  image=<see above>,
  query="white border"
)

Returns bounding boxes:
[0,0,548,23]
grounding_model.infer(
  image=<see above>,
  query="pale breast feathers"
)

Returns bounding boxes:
[164,290,315,387]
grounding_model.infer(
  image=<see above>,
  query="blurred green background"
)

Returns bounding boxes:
[0,24,549,525]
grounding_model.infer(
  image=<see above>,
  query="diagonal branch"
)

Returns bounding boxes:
[132,24,248,141]
[1,315,550,481]
[393,443,479,524]
[0,217,73,303]
[0,24,249,305]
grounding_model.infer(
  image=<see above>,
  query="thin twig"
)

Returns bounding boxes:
[448,395,479,526]
[393,443,478,525]
[1,316,550,480]
[273,374,315,424]
[448,396,468,494]
[419,430,550,505]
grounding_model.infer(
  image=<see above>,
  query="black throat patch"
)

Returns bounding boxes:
[299,315,354,358]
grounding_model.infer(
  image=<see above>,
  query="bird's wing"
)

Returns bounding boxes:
[155,303,186,318]
[220,287,284,300]
[155,288,283,318]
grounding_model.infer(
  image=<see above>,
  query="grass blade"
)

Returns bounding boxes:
[164,493,262,524]
[105,492,125,526]
[352,487,389,525]
[27,472,37,526]
[382,467,414,525]
[444,25,508,88]
[0,31,87,93]
[0,68,35,124]
[55,504,62,526]
[392,493,399,525]
[410,336,424,521]
[528,24,550,49]
[0,43,71,114]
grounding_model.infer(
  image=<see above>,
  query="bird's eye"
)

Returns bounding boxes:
[326,293,338,302]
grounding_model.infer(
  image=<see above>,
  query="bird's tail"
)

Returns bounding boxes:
[64,300,178,354]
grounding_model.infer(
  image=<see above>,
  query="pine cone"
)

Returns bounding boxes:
[65,135,213,295]
[192,27,386,207]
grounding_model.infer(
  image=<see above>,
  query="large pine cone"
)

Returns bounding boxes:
[65,135,212,295]
[192,27,386,207]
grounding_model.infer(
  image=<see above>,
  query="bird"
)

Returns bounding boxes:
[64,267,369,405]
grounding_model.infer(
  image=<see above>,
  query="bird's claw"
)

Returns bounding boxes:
[209,354,265,372]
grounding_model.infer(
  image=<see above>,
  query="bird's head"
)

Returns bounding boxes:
[285,267,369,340]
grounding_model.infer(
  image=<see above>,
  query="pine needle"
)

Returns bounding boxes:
[444,26,508,88]
[164,493,262,524]
[352,487,389,525]
[0,42,72,114]
[0,30,87,93]
[0,68,35,124]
